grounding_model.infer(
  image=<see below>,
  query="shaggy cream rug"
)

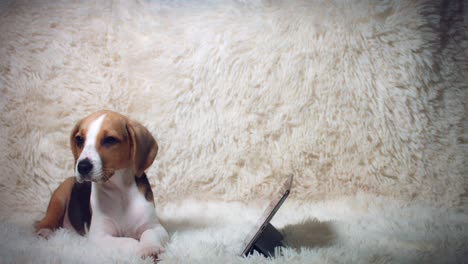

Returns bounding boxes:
[0,0,466,263]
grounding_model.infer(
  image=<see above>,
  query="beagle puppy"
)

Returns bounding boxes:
[34,110,169,259]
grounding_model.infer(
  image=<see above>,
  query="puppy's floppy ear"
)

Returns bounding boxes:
[70,120,81,166]
[126,119,158,177]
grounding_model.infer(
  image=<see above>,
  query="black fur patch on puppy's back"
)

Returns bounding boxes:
[68,180,91,235]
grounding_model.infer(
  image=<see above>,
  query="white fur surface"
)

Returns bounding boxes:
[0,0,466,263]
[1,197,467,263]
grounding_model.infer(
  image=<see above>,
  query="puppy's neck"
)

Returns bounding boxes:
[94,168,135,193]
[91,168,137,214]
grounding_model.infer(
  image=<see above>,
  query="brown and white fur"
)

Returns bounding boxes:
[34,110,169,260]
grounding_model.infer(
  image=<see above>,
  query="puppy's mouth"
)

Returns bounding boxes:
[76,172,110,183]
[78,170,115,184]
[76,174,94,183]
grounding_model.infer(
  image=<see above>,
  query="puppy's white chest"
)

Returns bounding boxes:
[120,194,156,235]
[90,175,157,239]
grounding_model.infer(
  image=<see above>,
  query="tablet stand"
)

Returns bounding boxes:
[244,223,285,257]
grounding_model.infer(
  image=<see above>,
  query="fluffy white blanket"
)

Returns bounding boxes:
[0,0,466,263]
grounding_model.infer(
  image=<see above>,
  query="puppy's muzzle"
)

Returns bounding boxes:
[77,158,93,180]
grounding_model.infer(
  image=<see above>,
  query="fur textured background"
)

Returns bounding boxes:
[0,0,466,263]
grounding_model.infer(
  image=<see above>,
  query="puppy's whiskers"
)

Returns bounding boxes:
[100,167,116,182]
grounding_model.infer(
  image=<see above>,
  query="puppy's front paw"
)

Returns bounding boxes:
[36,228,54,239]
[138,245,165,261]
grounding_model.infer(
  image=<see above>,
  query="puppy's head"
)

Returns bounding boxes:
[70,110,158,183]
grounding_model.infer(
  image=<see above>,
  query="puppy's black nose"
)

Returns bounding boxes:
[77,159,93,175]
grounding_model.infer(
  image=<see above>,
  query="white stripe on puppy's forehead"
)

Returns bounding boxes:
[85,114,106,147]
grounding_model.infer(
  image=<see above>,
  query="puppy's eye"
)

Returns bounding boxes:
[102,136,119,147]
[75,136,84,148]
